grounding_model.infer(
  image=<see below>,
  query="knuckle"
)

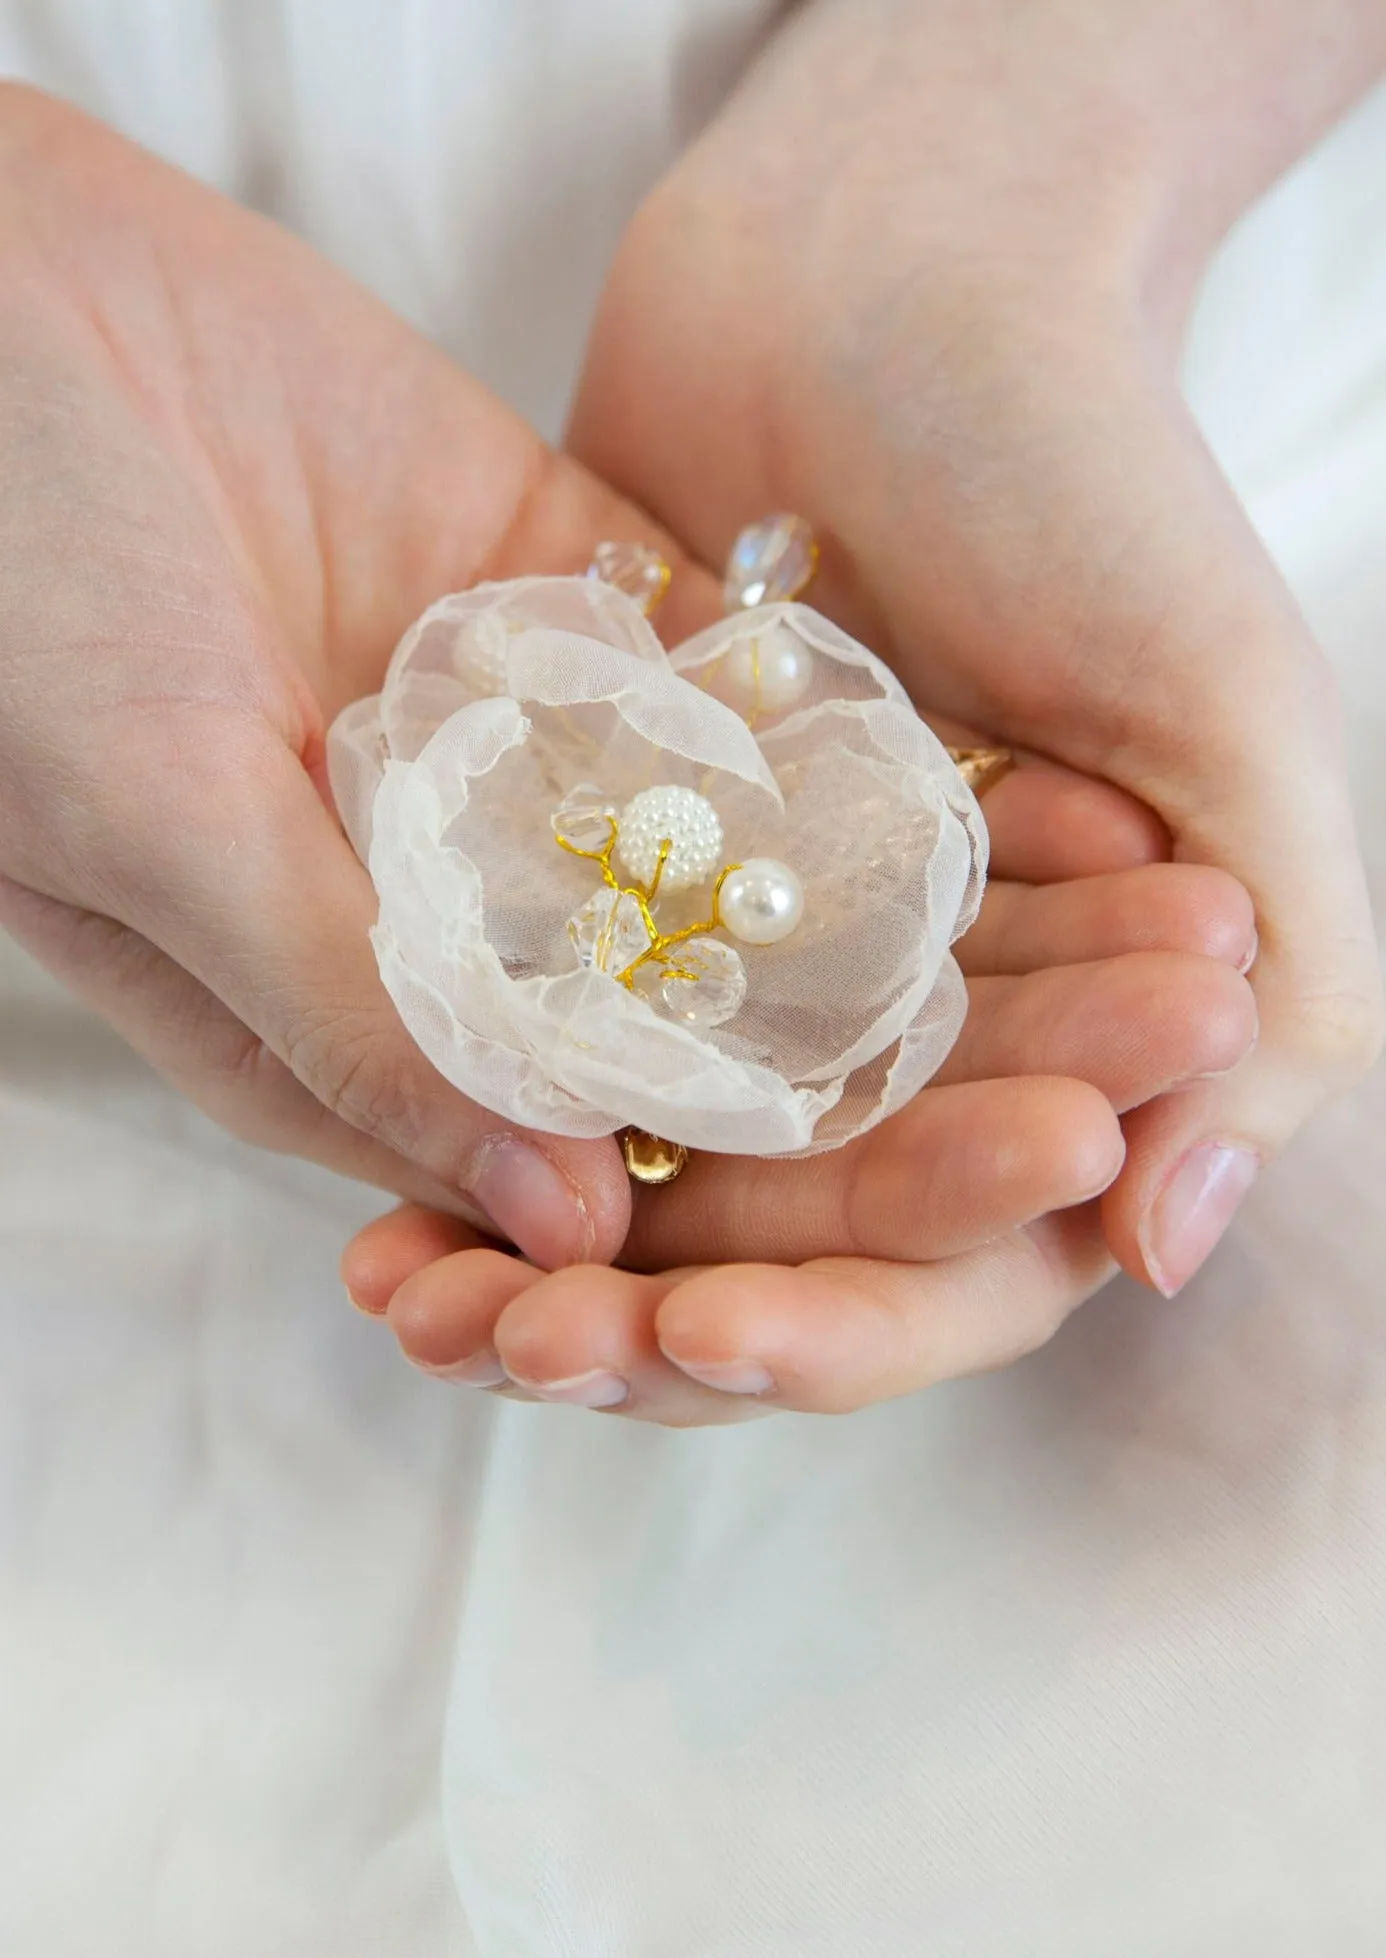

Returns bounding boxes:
[162,1008,313,1156]
[204,1026,308,1151]
[285,1009,415,1145]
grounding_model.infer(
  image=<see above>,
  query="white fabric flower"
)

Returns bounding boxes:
[327,576,988,1156]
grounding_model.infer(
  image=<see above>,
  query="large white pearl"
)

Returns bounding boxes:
[725,625,814,714]
[719,859,805,945]
[616,785,724,893]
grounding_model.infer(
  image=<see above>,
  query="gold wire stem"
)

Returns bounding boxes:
[554,818,742,993]
[642,562,673,618]
[645,835,672,904]
[553,817,622,886]
[614,859,743,989]
[745,635,763,731]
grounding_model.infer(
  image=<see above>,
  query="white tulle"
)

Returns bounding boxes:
[327,577,988,1155]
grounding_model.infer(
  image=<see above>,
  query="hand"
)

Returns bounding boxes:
[570,0,1385,1300]
[0,83,735,1270]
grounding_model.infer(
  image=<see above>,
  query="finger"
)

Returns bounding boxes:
[936,952,1258,1109]
[619,1075,1123,1269]
[388,1247,544,1382]
[342,1204,488,1316]
[383,1197,1122,1424]
[347,1076,1122,1284]
[956,752,1170,882]
[956,864,1256,977]
[387,1248,756,1424]
[50,735,634,1271]
[493,1265,765,1425]
[653,1207,1117,1414]
[1100,1094,1263,1298]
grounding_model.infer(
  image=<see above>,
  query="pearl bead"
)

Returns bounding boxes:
[719,859,805,945]
[725,625,814,714]
[616,785,724,893]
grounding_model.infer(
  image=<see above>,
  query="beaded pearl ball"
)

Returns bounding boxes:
[616,785,724,893]
[719,859,805,945]
[725,624,814,714]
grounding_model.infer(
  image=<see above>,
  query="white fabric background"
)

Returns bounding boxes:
[0,8,1383,1954]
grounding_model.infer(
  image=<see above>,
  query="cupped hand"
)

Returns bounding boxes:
[0,83,733,1268]
[570,0,1385,1300]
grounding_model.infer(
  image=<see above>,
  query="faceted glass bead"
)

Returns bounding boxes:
[723,514,818,611]
[660,937,747,1028]
[567,888,652,976]
[551,782,619,854]
[586,540,672,617]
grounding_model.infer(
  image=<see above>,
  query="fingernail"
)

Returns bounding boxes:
[1141,1142,1259,1297]
[469,1138,592,1266]
[512,1368,629,1408]
[345,1284,386,1318]
[668,1357,775,1396]
[418,1352,510,1386]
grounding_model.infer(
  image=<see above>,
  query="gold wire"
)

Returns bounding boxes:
[744,635,764,732]
[554,818,742,991]
[640,560,673,617]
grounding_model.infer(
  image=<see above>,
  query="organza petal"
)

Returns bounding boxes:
[328,578,989,1155]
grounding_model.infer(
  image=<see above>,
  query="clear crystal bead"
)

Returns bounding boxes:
[660,937,747,1028]
[568,888,652,976]
[723,514,818,611]
[551,782,619,854]
[586,540,672,616]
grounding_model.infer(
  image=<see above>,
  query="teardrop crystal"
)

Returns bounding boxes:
[723,514,818,610]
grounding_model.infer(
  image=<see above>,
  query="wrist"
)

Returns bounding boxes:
[731,0,1386,345]
[1107,3,1386,338]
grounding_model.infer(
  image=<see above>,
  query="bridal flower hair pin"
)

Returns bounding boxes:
[328,517,1009,1184]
